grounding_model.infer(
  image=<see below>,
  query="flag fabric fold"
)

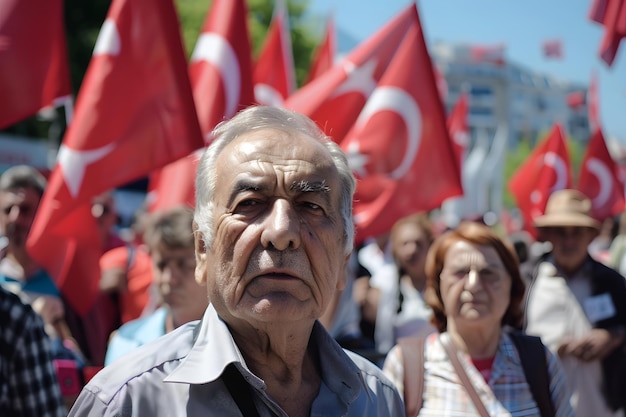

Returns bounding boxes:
[253,0,296,106]
[284,4,418,144]
[578,128,625,220]
[508,124,572,235]
[589,0,626,66]
[148,0,255,213]
[340,10,462,241]
[588,70,601,131]
[542,39,564,59]
[0,0,71,129]
[304,15,336,85]
[446,92,470,174]
[26,0,203,316]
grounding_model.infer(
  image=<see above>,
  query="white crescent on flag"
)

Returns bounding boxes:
[529,151,568,216]
[191,33,241,118]
[352,86,422,179]
[586,157,614,208]
[544,151,569,192]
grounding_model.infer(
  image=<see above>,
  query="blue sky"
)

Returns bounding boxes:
[307,0,626,146]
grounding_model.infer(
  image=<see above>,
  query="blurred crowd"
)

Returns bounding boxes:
[2,160,626,416]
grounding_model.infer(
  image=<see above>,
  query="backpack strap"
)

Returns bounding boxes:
[398,336,425,417]
[509,332,555,417]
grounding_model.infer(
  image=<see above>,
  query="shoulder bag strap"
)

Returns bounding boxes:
[222,364,261,417]
[509,332,555,417]
[398,336,425,417]
[440,335,491,417]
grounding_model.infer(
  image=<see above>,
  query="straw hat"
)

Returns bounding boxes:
[533,189,601,229]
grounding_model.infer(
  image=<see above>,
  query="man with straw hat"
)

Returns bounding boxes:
[523,189,626,416]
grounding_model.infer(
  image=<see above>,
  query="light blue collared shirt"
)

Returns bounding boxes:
[69,304,404,417]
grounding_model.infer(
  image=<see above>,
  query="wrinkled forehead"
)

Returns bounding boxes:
[223,128,332,162]
[444,240,503,266]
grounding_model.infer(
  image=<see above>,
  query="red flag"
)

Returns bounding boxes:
[254,0,296,106]
[447,93,470,173]
[26,0,203,315]
[190,0,255,137]
[304,15,336,85]
[596,0,626,66]
[433,64,448,102]
[148,0,255,212]
[589,0,610,23]
[508,124,572,235]
[578,128,625,220]
[566,91,586,109]
[469,44,506,66]
[0,0,71,129]
[284,4,418,143]
[542,39,563,59]
[341,15,462,242]
[588,70,601,131]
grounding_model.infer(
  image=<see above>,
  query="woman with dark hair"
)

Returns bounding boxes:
[383,221,573,416]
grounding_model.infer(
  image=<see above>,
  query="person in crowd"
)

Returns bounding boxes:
[0,285,66,417]
[388,212,437,341]
[383,221,573,416]
[104,206,207,365]
[99,204,154,327]
[0,165,81,357]
[68,105,404,416]
[608,209,626,276]
[354,232,398,356]
[76,191,128,366]
[524,189,626,416]
[588,216,618,264]
[319,250,373,355]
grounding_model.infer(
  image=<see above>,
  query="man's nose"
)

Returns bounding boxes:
[260,199,301,251]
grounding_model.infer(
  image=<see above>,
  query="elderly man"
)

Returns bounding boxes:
[524,189,626,416]
[69,106,404,417]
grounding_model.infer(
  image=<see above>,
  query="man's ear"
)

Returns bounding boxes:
[336,253,350,291]
[194,227,208,284]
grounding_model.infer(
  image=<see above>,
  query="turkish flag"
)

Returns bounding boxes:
[469,44,506,66]
[254,0,296,106]
[26,0,203,316]
[567,91,586,109]
[542,39,563,59]
[341,16,462,242]
[148,0,255,213]
[578,128,625,220]
[588,70,601,131]
[447,92,470,174]
[590,0,610,23]
[590,0,626,66]
[285,4,418,144]
[508,124,572,236]
[0,0,71,129]
[189,0,255,137]
[304,15,336,85]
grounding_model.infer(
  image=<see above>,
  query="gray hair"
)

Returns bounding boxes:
[194,106,356,255]
[0,165,47,197]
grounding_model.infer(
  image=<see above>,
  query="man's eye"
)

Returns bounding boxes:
[238,199,258,207]
[303,202,321,210]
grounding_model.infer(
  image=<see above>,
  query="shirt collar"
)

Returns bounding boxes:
[164,304,363,405]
